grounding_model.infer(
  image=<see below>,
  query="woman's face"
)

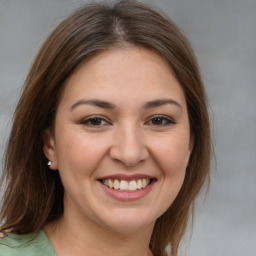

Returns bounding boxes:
[44,47,193,233]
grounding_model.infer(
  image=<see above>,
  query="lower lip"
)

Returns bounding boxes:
[99,181,155,201]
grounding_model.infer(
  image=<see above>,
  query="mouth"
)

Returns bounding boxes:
[99,178,153,192]
[98,174,157,192]
[97,175,157,201]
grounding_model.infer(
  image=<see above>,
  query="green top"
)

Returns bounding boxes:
[0,230,56,256]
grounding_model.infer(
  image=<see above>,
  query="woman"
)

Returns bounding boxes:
[0,1,212,256]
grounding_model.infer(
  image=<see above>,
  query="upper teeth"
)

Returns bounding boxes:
[102,178,150,192]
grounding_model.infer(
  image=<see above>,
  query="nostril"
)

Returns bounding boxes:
[109,143,149,167]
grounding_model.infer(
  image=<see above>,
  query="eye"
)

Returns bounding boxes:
[146,115,174,126]
[80,116,110,127]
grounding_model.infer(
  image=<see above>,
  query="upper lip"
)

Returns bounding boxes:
[98,174,157,182]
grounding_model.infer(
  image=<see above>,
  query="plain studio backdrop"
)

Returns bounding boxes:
[0,0,255,255]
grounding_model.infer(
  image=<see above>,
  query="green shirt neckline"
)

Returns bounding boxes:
[0,229,56,256]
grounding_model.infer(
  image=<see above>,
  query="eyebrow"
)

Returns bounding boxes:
[70,99,116,110]
[70,98,182,111]
[143,99,182,109]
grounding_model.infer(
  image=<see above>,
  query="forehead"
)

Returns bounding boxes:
[59,47,186,109]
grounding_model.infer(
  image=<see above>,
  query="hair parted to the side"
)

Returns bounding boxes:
[0,1,211,255]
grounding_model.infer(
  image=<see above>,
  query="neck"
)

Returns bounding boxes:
[44,211,155,256]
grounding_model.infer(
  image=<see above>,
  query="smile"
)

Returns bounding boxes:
[101,178,151,192]
[98,174,156,201]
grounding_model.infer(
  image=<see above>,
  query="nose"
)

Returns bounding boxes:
[109,123,149,167]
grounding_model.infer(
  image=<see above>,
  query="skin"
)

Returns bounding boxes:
[43,47,193,256]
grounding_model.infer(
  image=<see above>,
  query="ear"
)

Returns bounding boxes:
[43,129,58,170]
[186,134,194,167]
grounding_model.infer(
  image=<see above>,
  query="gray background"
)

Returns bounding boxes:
[0,0,256,255]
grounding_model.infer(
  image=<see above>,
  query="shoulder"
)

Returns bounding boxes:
[0,230,56,256]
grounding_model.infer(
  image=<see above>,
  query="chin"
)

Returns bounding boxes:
[97,209,157,234]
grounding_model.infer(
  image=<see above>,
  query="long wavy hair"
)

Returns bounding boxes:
[0,1,212,255]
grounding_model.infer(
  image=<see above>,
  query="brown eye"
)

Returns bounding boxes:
[146,116,174,126]
[81,117,109,127]
[89,118,104,126]
[152,117,165,125]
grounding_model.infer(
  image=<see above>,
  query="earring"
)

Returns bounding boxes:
[47,160,52,167]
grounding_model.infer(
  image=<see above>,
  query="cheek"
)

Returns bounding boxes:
[152,133,191,176]
[147,133,190,218]
[55,132,107,177]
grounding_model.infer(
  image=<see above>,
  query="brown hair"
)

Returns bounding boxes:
[0,1,211,255]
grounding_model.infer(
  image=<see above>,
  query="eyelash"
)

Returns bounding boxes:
[80,116,110,127]
[145,115,175,126]
[80,115,175,128]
